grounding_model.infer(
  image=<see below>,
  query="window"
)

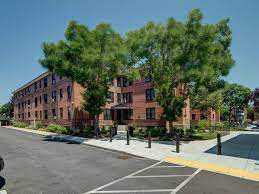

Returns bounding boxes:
[59,108,63,118]
[52,90,57,102]
[126,109,133,120]
[59,89,63,100]
[28,112,31,118]
[18,103,21,110]
[67,107,71,120]
[117,93,122,103]
[35,97,38,108]
[44,77,48,88]
[18,114,21,119]
[43,94,48,103]
[52,74,56,85]
[34,82,37,91]
[27,99,31,108]
[192,114,196,120]
[39,80,42,88]
[146,108,155,120]
[146,88,155,101]
[44,110,48,120]
[39,96,42,104]
[107,91,114,102]
[122,92,133,103]
[67,86,72,100]
[117,77,122,87]
[103,109,112,120]
[40,111,42,119]
[35,111,38,119]
[52,109,56,118]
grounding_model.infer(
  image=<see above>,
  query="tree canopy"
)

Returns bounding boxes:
[222,83,252,122]
[0,103,13,121]
[126,9,234,128]
[40,21,127,135]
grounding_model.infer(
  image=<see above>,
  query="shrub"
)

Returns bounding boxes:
[147,127,166,137]
[100,126,110,137]
[35,122,44,130]
[198,119,210,132]
[185,128,196,138]
[13,121,29,128]
[46,124,69,134]
[83,126,95,137]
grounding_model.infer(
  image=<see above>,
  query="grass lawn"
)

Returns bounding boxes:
[192,132,218,140]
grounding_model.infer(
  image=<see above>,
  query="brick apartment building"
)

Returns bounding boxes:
[12,71,191,129]
[190,109,220,125]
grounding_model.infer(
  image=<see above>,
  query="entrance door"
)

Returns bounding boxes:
[117,110,123,125]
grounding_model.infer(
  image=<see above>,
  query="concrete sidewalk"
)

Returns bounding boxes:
[3,126,259,181]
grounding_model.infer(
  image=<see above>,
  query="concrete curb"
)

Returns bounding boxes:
[165,156,259,182]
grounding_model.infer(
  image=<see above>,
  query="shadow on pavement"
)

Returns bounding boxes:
[42,135,82,144]
[0,176,6,189]
[205,134,259,160]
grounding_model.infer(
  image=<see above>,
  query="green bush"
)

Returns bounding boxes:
[100,126,110,137]
[198,119,210,132]
[46,124,69,134]
[13,121,29,128]
[35,122,44,130]
[147,127,166,137]
[83,126,95,137]
[185,128,196,137]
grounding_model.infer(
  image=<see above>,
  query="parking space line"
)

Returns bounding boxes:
[90,189,175,193]
[172,168,202,194]
[151,165,185,168]
[85,161,163,194]
[128,175,191,178]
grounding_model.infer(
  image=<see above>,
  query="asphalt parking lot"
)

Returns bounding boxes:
[0,127,259,194]
[87,161,259,194]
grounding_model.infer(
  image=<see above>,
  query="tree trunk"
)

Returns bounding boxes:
[228,107,232,124]
[168,121,174,137]
[94,115,99,139]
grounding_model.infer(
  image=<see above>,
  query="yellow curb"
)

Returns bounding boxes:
[165,156,259,182]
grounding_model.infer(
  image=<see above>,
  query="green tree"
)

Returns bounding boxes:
[40,21,127,137]
[126,9,234,132]
[190,80,225,116]
[222,83,252,123]
[0,102,13,121]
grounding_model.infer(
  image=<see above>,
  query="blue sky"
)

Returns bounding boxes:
[0,0,259,104]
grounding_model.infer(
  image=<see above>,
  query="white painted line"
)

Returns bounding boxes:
[129,175,191,178]
[85,161,163,194]
[151,165,185,168]
[90,189,175,193]
[172,168,202,194]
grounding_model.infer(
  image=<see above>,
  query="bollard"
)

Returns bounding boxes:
[176,134,180,153]
[109,128,113,142]
[217,133,222,155]
[0,156,4,172]
[148,131,151,148]
[126,130,130,145]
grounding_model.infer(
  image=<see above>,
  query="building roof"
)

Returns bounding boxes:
[12,71,50,94]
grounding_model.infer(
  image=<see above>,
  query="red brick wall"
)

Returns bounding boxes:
[13,72,190,129]
[13,72,73,127]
